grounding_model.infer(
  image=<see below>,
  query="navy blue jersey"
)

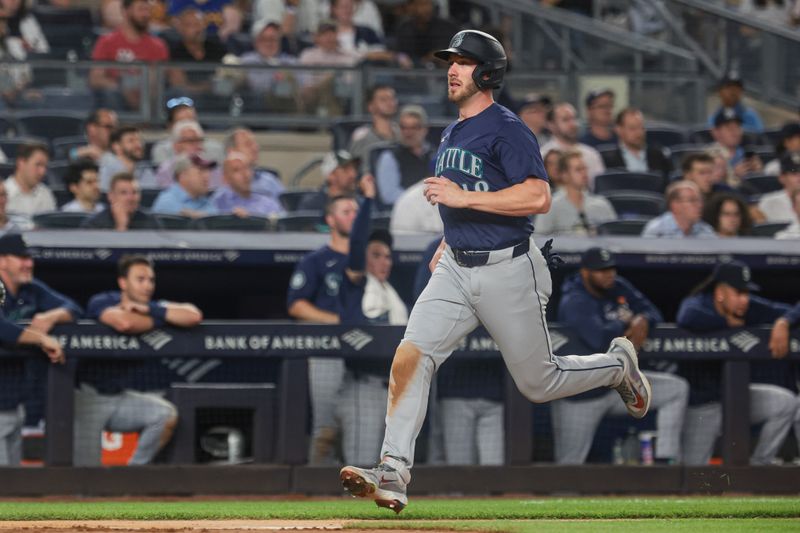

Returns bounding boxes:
[677,292,799,403]
[0,311,25,410]
[435,103,547,251]
[286,246,347,314]
[558,273,664,400]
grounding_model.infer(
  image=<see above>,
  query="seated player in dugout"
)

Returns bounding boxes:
[554,247,689,465]
[334,174,408,465]
[677,260,800,466]
[74,254,202,466]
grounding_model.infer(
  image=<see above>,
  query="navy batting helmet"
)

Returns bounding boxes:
[434,30,507,90]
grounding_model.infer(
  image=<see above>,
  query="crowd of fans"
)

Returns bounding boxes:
[0,0,798,469]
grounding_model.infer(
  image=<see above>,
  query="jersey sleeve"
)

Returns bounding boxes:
[286,254,320,308]
[0,318,23,345]
[493,123,548,185]
[33,280,83,319]
[676,295,726,331]
[86,292,120,319]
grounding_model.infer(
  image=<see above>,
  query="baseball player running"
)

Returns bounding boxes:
[339,30,651,513]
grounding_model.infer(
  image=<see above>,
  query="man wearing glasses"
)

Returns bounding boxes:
[579,88,617,149]
[154,119,222,189]
[70,109,119,163]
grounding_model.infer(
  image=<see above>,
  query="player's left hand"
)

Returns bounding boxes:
[768,318,790,358]
[423,176,467,208]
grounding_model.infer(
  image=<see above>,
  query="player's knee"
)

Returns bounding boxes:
[388,342,423,413]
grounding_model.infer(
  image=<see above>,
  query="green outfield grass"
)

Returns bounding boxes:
[0,497,798,521]
[348,519,800,532]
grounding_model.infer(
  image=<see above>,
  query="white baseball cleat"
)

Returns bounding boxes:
[340,462,410,513]
[610,337,651,419]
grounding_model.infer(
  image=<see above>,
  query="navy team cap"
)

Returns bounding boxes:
[712,260,759,291]
[0,233,30,257]
[581,247,616,270]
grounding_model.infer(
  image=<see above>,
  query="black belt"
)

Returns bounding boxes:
[451,240,530,268]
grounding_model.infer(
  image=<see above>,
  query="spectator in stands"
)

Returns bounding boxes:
[99,126,157,191]
[392,0,460,65]
[61,159,103,214]
[765,123,800,176]
[708,107,764,179]
[0,306,64,465]
[5,142,56,221]
[543,148,563,191]
[775,188,800,239]
[374,104,433,209]
[165,4,228,93]
[601,107,672,180]
[71,109,119,164]
[76,254,201,466]
[534,150,616,236]
[330,0,408,66]
[641,180,717,238]
[3,0,48,54]
[389,176,443,235]
[297,150,358,212]
[239,19,303,112]
[707,72,764,134]
[0,9,31,109]
[682,152,736,202]
[758,152,800,225]
[82,172,162,230]
[349,84,399,163]
[224,127,285,202]
[152,153,218,218]
[0,232,82,431]
[334,174,408,464]
[167,0,243,42]
[287,194,359,464]
[211,151,284,217]
[155,119,223,189]
[580,88,617,148]
[0,181,25,232]
[554,247,688,465]
[541,102,605,187]
[703,192,753,238]
[517,93,552,146]
[100,0,125,32]
[152,97,225,166]
[677,260,800,465]
[252,0,325,40]
[89,0,169,111]
[298,20,362,116]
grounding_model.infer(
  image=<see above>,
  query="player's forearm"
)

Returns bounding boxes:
[464,179,550,216]
[164,303,203,328]
[288,300,339,324]
[99,308,155,334]
[17,327,47,347]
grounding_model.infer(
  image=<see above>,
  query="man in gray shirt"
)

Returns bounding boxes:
[535,150,617,236]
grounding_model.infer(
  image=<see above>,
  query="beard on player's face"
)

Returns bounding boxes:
[448,78,479,104]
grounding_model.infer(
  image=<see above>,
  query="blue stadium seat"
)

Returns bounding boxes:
[763,127,783,147]
[601,191,665,219]
[646,125,687,148]
[593,171,665,194]
[0,162,15,179]
[597,218,650,236]
[153,213,194,230]
[15,112,85,141]
[140,189,162,209]
[669,143,706,168]
[46,160,71,188]
[743,174,782,194]
[276,211,325,232]
[279,188,320,212]
[330,117,371,151]
[0,116,15,137]
[51,136,87,161]
[0,137,49,159]
[750,222,790,237]
[33,211,89,229]
[193,215,272,232]
[32,5,95,59]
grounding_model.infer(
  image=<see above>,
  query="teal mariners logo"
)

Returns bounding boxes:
[435,148,484,179]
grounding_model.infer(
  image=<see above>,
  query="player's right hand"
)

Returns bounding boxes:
[41,335,65,364]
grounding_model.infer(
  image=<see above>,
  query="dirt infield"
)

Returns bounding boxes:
[0,521,465,533]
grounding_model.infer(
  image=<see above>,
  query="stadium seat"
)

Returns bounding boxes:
[743,174,782,194]
[371,212,392,231]
[750,222,790,237]
[330,117,371,151]
[688,126,713,144]
[593,171,665,194]
[0,116,15,137]
[668,143,706,168]
[139,189,161,208]
[46,160,71,188]
[153,213,194,230]
[276,211,325,232]
[18,87,95,113]
[597,218,650,236]
[51,136,87,161]
[745,145,776,163]
[0,162,15,179]
[53,188,73,208]
[0,137,49,159]
[279,188,320,212]
[32,211,89,229]
[194,215,272,231]
[646,125,687,148]
[15,112,85,141]
[32,5,95,59]
[601,191,665,219]
[763,127,783,147]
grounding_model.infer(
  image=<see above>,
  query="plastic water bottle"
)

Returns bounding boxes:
[639,432,654,466]
[622,427,640,465]
[227,430,243,463]
[230,94,244,118]
[612,438,624,465]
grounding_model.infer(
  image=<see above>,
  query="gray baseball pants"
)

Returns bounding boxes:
[334,372,388,465]
[0,405,24,466]
[440,398,504,465]
[682,383,798,465]
[381,243,625,467]
[551,371,689,464]
[73,384,178,466]
[307,357,346,465]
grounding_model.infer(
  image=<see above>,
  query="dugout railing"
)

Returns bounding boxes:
[2,321,797,468]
